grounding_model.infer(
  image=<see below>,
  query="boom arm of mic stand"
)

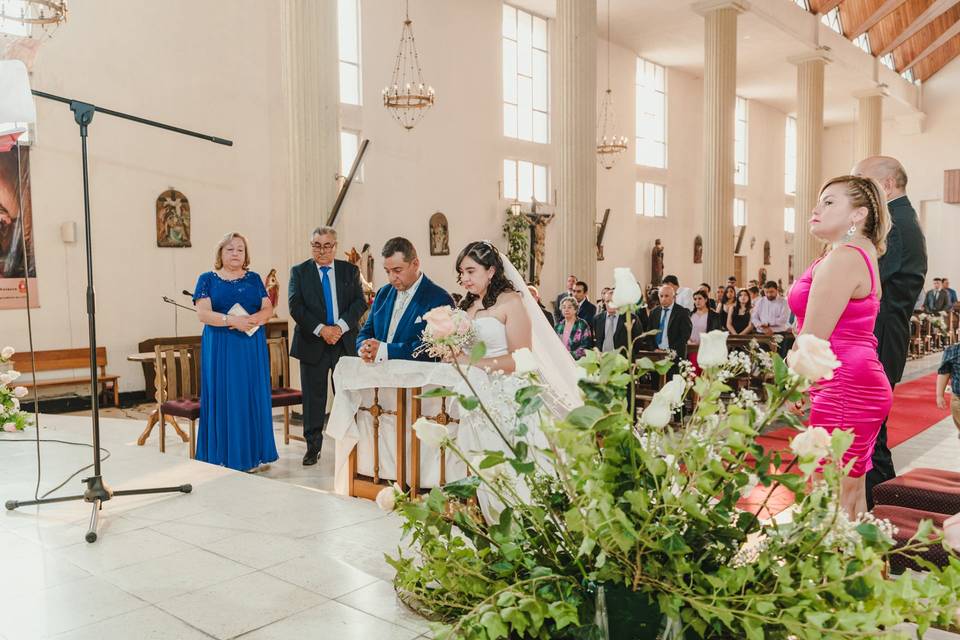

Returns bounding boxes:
[162,296,197,313]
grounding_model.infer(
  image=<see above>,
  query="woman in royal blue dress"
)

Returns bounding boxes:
[193,232,278,472]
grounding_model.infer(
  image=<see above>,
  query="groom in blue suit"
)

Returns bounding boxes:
[357,237,453,363]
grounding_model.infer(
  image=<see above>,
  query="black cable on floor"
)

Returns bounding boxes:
[0,438,111,500]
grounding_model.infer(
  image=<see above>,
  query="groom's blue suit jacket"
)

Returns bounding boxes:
[356,275,454,361]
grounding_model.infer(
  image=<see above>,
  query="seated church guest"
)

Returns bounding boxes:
[555,296,593,359]
[357,236,454,362]
[572,280,596,320]
[593,289,635,355]
[925,278,949,313]
[688,289,723,372]
[752,280,792,354]
[644,285,693,361]
[193,232,278,473]
[663,274,694,311]
[289,225,367,466]
[937,341,960,434]
[944,277,957,307]
[699,283,716,310]
[555,274,577,315]
[527,285,554,326]
[719,285,737,316]
[726,288,753,335]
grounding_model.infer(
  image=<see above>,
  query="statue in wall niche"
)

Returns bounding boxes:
[788,254,795,285]
[346,245,376,302]
[264,269,279,316]
[156,189,191,248]
[360,243,374,287]
[651,238,664,286]
[758,268,768,286]
[693,235,703,264]
[763,240,771,266]
[429,212,449,256]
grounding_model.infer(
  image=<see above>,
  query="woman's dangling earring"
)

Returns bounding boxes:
[843,223,857,242]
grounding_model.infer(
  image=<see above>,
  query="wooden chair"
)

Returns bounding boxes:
[12,347,119,406]
[154,344,200,457]
[265,338,303,444]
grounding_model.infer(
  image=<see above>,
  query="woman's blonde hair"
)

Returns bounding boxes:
[559,296,578,312]
[818,175,892,256]
[214,232,251,269]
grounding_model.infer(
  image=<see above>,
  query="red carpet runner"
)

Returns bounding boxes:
[738,372,949,518]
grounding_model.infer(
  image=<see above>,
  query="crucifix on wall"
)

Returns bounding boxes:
[522,198,554,286]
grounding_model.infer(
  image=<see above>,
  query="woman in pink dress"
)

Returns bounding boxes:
[788,175,893,517]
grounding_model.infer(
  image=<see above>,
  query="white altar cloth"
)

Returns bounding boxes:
[327,357,486,495]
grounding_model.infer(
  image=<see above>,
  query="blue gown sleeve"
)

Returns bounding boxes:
[193,272,211,303]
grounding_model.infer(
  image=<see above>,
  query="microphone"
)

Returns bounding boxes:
[182,289,193,298]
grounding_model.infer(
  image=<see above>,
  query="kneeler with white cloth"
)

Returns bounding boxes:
[328,356,490,498]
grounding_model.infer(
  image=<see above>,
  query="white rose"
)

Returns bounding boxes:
[412,417,449,449]
[375,485,397,512]
[611,268,643,310]
[697,330,729,369]
[0,346,14,359]
[789,426,833,460]
[0,373,10,385]
[511,348,539,374]
[13,386,27,398]
[652,374,685,408]
[943,512,960,553]
[641,398,672,428]
[786,335,841,382]
[6,370,20,382]
[11,398,19,410]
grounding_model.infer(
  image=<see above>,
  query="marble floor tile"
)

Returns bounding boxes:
[101,547,254,603]
[196,531,309,570]
[55,526,190,575]
[155,571,325,640]
[335,579,432,635]
[264,553,380,599]
[238,600,421,640]
[51,606,216,640]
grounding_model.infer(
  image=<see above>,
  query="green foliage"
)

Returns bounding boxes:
[386,333,960,639]
[502,211,530,277]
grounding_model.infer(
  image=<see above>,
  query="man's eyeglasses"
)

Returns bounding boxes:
[311,242,337,252]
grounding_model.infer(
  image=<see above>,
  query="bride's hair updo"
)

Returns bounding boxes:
[455,241,516,311]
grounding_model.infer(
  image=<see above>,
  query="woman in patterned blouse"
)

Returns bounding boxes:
[554,296,594,359]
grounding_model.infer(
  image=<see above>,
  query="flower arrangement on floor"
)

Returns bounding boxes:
[379,272,960,640]
[0,346,30,432]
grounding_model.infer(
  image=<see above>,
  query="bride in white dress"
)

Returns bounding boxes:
[448,242,580,517]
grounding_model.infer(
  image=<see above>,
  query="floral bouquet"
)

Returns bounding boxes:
[1,346,30,432]
[380,269,960,640]
[413,306,478,360]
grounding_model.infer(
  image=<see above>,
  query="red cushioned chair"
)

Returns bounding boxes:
[872,467,960,516]
[155,344,201,458]
[266,338,303,445]
[872,505,952,574]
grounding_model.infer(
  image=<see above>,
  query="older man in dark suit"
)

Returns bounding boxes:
[289,226,368,466]
[643,285,692,361]
[853,156,928,506]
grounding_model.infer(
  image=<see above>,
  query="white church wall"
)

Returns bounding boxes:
[4,0,287,392]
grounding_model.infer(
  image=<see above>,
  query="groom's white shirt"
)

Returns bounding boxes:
[376,273,424,363]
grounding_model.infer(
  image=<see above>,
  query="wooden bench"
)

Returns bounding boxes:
[11,347,119,406]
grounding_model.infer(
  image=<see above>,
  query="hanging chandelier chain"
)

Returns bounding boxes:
[383,0,434,130]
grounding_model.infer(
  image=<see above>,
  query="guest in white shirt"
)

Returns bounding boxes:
[751,281,793,355]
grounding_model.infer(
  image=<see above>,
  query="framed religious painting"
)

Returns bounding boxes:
[156,189,191,247]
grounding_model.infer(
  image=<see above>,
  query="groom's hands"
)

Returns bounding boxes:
[360,338,381,363]
[319,325,342,345]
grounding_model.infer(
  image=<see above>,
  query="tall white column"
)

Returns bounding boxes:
[790,50,830,272]
[853,88,885,163]
[695,0,746,286]
[556,0,597,291]
[281,0,340,265]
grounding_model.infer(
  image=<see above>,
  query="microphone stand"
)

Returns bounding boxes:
[5,91,232,543]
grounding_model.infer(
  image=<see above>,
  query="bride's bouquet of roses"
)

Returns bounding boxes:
[380,269,960,640]
[0,346,30,432]
[412,306,479,360]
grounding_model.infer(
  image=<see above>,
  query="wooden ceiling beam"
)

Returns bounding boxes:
[917,38,960,79]
[903,19,960,69]
[816,0,846,15]
[848,0,909,39]
[879,0,960,55]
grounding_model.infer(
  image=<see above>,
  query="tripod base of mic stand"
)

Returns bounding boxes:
[5,475,192,543]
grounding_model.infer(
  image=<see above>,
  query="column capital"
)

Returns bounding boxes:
[788,47,832,66]
[692,0,749,17]
[852,84,889,99]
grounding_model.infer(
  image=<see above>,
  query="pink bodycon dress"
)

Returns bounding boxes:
[787,244,893,477]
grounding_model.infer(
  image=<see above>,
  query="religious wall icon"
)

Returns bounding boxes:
[763,240,771,266]
[264,269,279,316]
[693,235,703,264]
[429,211,449,256]
[788,254,795,284]
[651,238,664,286]
[156,189,191,248]
[758,268,768,286]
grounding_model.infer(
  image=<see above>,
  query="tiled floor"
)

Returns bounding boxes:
[0,351,957,639]
[0,415,423,640]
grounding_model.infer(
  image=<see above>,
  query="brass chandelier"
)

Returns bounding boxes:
[382,0,434,130]
[0,0,67,39]
[596,0,627,169]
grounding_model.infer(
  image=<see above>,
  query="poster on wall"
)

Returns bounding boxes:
[0,146,39,309]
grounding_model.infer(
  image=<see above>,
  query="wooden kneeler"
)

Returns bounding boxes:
[348,387,407,500]
[409,389,459,499]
